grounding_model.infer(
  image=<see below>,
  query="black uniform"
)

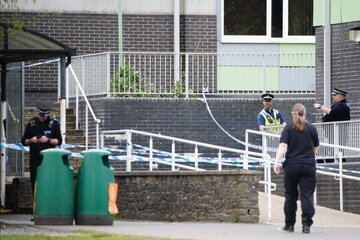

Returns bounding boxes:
[280,122,319,228]
[322,99,350,122]
[21,116,62,193]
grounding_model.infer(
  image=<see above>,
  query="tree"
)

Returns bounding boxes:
[0,0,36,31]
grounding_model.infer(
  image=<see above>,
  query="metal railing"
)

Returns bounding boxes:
[245,128,360,212]
[262,120,360,160]
[67,65,101,148]
[100,129,275,223]
[68,52,315,98]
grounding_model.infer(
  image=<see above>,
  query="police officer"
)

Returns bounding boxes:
[274,104,319,234]
[313,88,350,122]
[313,88,350,163]
[21,102,62,194]
[258,93,286,132]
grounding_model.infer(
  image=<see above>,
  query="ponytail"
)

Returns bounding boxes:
[291,103,306,132]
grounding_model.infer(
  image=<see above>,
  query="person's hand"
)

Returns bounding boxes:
[273,162,281,175]
[30,136,39,144]
[313,103,322,109]
[38,136,49,143]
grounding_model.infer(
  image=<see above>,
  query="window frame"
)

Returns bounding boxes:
[221,0,315,43]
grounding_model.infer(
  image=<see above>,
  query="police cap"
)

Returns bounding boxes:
[332,88,347,96]
[261,93,274,101]
[36,102,52,115]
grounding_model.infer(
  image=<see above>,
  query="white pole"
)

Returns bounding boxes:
[339,151,344,212]
[174,0,180,83]
[126,130,132,171]
[60,99,66,145]
[0,101,6,207]
[323,0,331,107]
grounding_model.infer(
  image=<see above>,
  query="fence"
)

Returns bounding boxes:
[261,120,360,160]
[245,128,360,212]
[100,129,275,223]
[67,52,315,98]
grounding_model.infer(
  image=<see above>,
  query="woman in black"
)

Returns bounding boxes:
[273,103,319,234]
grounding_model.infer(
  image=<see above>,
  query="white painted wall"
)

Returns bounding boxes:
[15,0,118,14]
[123,0,215,15]
[14,0,216,15]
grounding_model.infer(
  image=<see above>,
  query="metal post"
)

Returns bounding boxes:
[323,0,331,107]
[126,130,132,172]
[194,145,198,171]
[218,150,222,171]
[171,141,175,171]
[174,0,180,84]
[1,63,7,207]
[339,151,343,212]
[262,135,268,193]
[149,137,153,171]
[334,123,339,162]
[85,106,88,150]
[185,53,189,98]
[106,52,111,97]
[96,121,99,149]
[60,57,67,145]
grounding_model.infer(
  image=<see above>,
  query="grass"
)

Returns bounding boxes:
[1,230,170,240]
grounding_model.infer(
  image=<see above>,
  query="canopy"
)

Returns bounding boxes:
[0,23,76,64]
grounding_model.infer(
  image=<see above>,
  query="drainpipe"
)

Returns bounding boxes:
[118,0,123,53]
[323,0,331,107]
[174,0,180,83]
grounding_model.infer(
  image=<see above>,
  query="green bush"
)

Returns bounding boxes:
[110,63,155,97]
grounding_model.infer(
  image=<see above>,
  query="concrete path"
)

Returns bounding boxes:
[1,192,359,240]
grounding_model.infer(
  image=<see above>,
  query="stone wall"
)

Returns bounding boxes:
[116,170,261,222]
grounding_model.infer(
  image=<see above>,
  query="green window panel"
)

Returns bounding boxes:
[279,44,315,67]
[217,66,279,91]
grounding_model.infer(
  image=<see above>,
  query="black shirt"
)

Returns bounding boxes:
[322,99,350,122]
[21,117,62,164]
[280,122,319,166]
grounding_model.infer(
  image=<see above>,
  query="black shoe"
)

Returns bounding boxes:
[302,226,310,234]
[283,225,294,232]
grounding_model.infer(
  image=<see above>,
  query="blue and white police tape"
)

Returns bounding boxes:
[316,165,360,175]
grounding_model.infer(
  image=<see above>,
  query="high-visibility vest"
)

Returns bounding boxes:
[259,109,281,126]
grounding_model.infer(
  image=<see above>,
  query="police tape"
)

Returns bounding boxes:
[1,142,359,174]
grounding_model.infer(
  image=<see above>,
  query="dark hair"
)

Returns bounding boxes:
[291,103,306,132]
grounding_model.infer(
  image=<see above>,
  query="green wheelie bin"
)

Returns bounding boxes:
[34,148,74,225]
[75,149,115,225]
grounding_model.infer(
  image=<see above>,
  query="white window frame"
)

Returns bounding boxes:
[221,0,315,43]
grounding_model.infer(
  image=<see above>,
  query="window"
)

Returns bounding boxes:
[222,0,314,43]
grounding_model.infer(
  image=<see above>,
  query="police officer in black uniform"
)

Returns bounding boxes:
[274,103,319,234]
[313,88,350,122]
[21,102,62,194]
[313,88,350,163]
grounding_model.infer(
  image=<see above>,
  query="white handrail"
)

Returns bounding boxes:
[245,128,360,215]
[68,65,101,148]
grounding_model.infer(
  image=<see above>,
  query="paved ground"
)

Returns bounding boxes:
[1,192,359,240]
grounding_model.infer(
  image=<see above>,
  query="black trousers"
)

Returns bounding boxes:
[30,158,42,195]
[283,163,316,227]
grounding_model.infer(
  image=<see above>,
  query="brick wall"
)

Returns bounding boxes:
[0,12,216,105]
[71,97,316,149]
[315,21,360,121]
